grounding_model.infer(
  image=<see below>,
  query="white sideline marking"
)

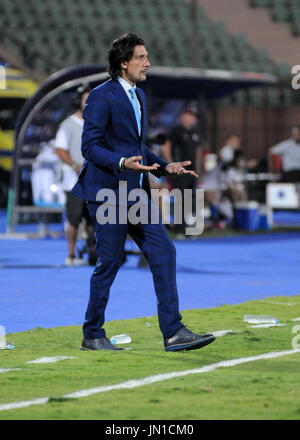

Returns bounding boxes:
[27,356,76,364]
[0,397,49,411]
[0,348,299,412]
[248,323,286,329]
[292,317,300,322]
[0,368,21,374]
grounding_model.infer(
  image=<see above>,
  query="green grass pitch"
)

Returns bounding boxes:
[0,295,300,420]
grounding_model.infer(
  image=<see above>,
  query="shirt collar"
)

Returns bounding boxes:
[118,76,136,92]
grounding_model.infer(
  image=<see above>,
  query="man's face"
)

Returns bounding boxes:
[229,136,240,150]
[181,112,197,130]
[291,127,300,143]
[121,45,150,84]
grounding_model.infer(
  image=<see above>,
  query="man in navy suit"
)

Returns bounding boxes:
[72,34,215,352]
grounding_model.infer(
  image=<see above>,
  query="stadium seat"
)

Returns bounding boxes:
[249,0,300,36]
[0,0,293,106]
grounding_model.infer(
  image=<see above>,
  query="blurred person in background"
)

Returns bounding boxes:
[31,140,64,205]
[168,107,202,235]
[201,152,224,225]
[148,132,173,164]
[147,132,170,190]
[147,133,172,226]
[201,148,247,229]
[220,147,248,227]
[54,84,96,266]
[219,133,241,164]
[169,107,202,175]
[268,126,300,182]
[201,151,234,229]
[220,133,257,170]
[224,150,247,203]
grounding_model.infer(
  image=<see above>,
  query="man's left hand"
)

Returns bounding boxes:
[165,161,198,178]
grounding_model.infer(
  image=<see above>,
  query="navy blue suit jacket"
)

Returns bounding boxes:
[71,79,168,202]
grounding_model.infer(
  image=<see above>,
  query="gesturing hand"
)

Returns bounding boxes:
[165,161,198,178]
[124,156,160,173]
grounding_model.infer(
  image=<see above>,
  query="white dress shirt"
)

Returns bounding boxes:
[118,76,141,117]
[117,77,142,171]
[270,138,300,172]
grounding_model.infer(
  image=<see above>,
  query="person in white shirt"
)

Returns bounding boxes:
[54,84,95,266]
[225,150,247,202]
[220,133,258,171]
[269,126,300,182]
[219,134,241,163]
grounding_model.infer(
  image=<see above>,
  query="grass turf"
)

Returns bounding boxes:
[0,294,300,420]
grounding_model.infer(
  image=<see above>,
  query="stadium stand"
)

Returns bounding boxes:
[1,0,297,108]
[249,0,300,36]
[0,0,290,76]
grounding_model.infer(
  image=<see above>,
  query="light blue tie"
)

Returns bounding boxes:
[129,87,143,188]
[129,87,141,136]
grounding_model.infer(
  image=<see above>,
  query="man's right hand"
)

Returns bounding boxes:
[124,156,160,173]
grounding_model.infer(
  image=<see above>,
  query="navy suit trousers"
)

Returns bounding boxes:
[83,200,183,340]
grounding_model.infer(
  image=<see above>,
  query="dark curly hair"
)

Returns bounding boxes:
[107,33,145,80]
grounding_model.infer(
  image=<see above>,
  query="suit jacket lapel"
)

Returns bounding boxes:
[136,88,146,140]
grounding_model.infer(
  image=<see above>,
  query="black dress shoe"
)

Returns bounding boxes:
[80,337,125,351]
[164,326,216,352]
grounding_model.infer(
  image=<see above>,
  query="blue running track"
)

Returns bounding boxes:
[0,209,300,333]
